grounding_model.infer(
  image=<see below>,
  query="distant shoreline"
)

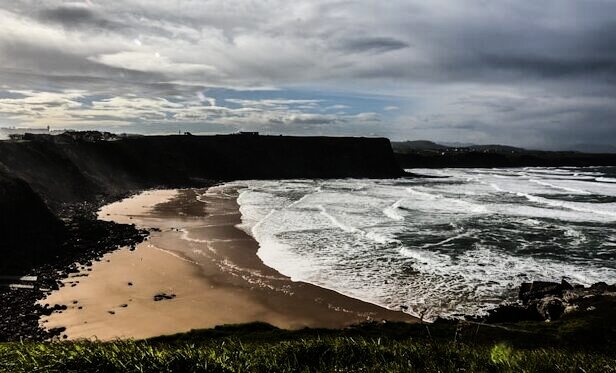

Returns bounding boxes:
[40,186,414,340]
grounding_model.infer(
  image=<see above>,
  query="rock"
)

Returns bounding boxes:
[153,293,176,301]
[486,304,543,323]
[485,280,616,324]
[49,326,66,335]
[535,297,566,321]
[41,307,53,316]
[561,279,574,290]
[562,289,583,302]
[519,281,563,304]
[590,282,608,292]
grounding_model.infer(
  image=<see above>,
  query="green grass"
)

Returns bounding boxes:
[1,322,615,372]
[1,337,615,372]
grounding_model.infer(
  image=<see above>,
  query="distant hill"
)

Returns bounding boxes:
[556,144,616,154]
[395,140,616,154]
[392,140,526,153]
[464,144,526,153]
[393,139,616,168]
[439,141,477,148]
[391,140,448,152]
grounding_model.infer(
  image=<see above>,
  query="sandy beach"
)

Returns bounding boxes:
[39,185,415,340]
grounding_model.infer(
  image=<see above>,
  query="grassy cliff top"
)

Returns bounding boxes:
[3,310,615,372]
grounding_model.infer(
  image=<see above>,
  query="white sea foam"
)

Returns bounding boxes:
[418,231,474,250]
[488,182,616,220]
[224,167,616,319]
[529,179,591,195]
[383,199,405,221]
[318,205,360,234]
[597,177,616,183]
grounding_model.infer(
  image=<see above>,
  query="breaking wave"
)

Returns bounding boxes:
[221,166,616,319]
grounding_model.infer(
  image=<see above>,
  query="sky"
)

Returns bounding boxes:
[0,0,615,148]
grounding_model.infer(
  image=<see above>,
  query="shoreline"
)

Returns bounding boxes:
[39,186,415,340]
[0,191,151,341]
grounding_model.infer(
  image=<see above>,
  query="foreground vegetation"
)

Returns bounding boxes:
[1,318,615,372]
[2,336,615,372]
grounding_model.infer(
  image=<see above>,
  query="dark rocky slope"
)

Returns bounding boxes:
[0,169,66,273]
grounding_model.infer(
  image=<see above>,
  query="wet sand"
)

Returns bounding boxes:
[40,186,415,340]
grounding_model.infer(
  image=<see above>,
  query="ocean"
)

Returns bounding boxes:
[223,167,616,320]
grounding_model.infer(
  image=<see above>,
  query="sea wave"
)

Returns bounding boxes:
[222,167,616,319]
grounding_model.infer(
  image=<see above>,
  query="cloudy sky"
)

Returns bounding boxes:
[0,1,615,148]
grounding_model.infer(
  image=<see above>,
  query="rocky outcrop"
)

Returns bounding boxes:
[485,280,616,323]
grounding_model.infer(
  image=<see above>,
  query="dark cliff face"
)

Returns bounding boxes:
[110,135,403,181]
[0,133,403,272]
[0,134,403,206]
[0,170,66,273]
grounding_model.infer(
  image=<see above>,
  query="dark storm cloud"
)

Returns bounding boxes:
[441,17,616,82]
[477,55,616,79]
[38,4,123,30]
[338,37,409,54]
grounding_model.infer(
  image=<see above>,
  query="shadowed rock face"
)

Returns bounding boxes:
[0,133,404,272]
[485,280,616,323]
[0,169,66,273]
[0,133,403,206]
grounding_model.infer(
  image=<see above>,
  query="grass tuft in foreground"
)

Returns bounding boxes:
[2,321,616,373]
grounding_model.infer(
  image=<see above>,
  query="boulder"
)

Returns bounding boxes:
[519,281,564,304]
[590,282,609,293]
[485,304,543,323]
[486,280,616,324]
[535,297,566,321]
[560,279,574,290]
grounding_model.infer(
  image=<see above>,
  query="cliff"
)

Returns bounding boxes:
[0,133,402,206]
[0,133,403,272]
[0,169,66,272]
